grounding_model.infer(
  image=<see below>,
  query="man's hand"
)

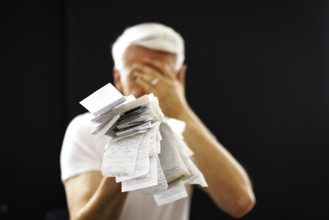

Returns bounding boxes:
[132,58,189,119]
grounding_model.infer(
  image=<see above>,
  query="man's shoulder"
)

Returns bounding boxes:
[71,112,94,123]
[66,112,94,132]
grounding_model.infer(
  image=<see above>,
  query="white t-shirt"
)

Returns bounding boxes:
[60,112,192,220]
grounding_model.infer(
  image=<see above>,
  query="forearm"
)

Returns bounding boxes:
[72,177,128,220]
[178,107,255,218]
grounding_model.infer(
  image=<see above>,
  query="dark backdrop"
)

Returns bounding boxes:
[2,1,329,219]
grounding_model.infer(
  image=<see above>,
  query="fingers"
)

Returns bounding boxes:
[150,78,160,86]
[140,58,176,78]
[134,71,154,91]
[133,71,161,91]
[131,62,164,89]
[131,59,181,92]
[132,69,160,89]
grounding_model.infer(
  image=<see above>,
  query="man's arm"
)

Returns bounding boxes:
[133,60,256,218]
[64,171,128,220]
[179,107,256,218]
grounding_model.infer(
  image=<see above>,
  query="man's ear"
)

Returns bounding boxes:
[177,64,187,88]
[113,68,124,94]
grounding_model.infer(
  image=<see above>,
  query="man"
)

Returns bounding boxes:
[60,22,256,220]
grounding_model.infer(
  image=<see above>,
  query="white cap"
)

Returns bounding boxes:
[111,22,185,72]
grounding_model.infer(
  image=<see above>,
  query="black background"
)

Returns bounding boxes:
[2,1,329,219]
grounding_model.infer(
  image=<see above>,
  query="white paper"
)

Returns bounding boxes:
[80,83,126,116]
[79,82,208,206]
[153,181,188,206]
[101,133,144,177]
[121,156,158,192]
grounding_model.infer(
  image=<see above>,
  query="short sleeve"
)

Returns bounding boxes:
[60,113,108,182]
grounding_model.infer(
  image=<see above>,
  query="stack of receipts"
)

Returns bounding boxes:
[80,82,208,205]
